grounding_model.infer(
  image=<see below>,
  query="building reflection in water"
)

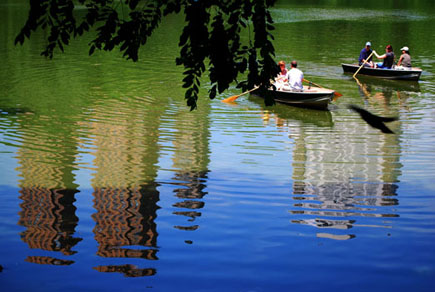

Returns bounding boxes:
[9,52,211,275]
[87,92,210,275]
[172,171,208,233]
[15,111,82,265]
[258,90,403,240]
[91,184,159,277]
[86,94,166,277]
[168,104,211,242]
[93,264,156,277]
[18,188,81,258]
[290,182,399,240]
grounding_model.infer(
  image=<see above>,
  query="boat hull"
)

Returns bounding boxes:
[342,63,422,81]
[252,86,334,110]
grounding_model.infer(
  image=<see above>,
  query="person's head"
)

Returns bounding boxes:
[365,41,371,50]
[386,45,393,52]
[278,60,286,72]
[400,46,410,54]
[291,60,298,68]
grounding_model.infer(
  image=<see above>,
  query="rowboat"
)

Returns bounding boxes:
[251,86,334,110]
[342,63,422,81]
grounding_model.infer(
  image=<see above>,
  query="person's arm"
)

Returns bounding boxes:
[373,50,385,59]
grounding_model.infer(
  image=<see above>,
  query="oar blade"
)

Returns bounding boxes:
[221,95,239,103]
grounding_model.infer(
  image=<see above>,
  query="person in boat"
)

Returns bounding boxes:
[397,46,412,68]
[287,60,304,92]
[274,60,289,90]
[359,41,374,67]
[374,45,395,69]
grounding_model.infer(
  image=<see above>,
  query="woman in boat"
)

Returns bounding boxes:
[274,60,289,90]
[397,46,412,68]
[374,45,395,69]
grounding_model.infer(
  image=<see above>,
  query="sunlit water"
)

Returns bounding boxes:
[1,1,435,291]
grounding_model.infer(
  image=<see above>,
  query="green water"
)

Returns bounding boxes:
[1,1,435,291]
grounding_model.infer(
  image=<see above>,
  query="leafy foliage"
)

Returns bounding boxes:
[16,0,278,109]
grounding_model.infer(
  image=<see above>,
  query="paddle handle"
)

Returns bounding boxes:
[303,78,322,88]
[353,50,375,78]
[221,86,259,103]
[234,86,259,98]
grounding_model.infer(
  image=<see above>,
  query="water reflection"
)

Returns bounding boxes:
[249,95,334,128]
[25,256,75,266]
[92,186,160,258]
[2,81,212,277]
[14,104,83,262]
[255,80,405,240]
[92,184,159,276]
[291,182,399,240]
[18,188,81,257]
[93,264,156,278]
[172,171,208,232]
[354,76,420,111]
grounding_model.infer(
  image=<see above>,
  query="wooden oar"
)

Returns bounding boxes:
[302,79,343,98]
[222,86,259,103]
[353,50,375,78]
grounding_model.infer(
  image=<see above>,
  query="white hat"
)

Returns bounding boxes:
[365,41,371,46]
[400,46,409,51]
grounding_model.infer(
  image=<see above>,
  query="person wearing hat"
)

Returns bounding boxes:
[359,41,374,67]
[397,46,412,68]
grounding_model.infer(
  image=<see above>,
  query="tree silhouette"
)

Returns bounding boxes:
[15,0,278,109]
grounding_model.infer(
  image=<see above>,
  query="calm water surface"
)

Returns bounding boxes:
[1,1,435,291]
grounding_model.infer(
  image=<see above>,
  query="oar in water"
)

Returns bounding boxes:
[302,79,343,98]
[353,50,375,78]
[222,86,259,103]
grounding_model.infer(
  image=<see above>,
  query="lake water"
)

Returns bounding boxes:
[1,1,435,291]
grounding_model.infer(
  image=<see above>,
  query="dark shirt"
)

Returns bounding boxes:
[382,52,394,68]
[359,48,373,65]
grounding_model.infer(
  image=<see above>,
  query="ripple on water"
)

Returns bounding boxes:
[271,7,429,23]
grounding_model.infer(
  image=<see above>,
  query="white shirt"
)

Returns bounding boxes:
[287,68,304,91]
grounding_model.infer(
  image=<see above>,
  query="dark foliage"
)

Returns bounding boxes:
[15,0,278,110]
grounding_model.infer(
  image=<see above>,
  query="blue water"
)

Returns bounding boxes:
[1,1,435,291]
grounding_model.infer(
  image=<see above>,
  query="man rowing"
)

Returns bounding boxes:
[359,41,374,68]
